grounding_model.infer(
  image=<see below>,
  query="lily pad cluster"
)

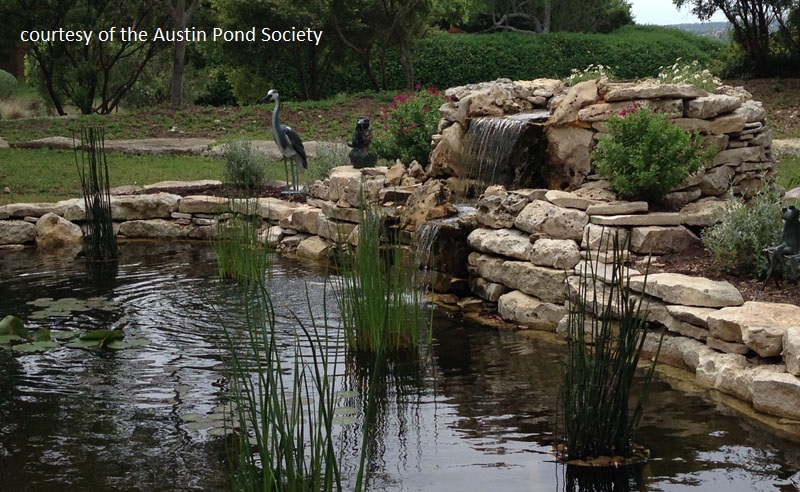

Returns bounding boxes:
[0,314,150,354]
[27,296,120,319]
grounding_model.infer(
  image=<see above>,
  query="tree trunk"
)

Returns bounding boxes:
[166,0,200,108]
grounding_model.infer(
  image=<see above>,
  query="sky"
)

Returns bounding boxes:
[629,0,729,25]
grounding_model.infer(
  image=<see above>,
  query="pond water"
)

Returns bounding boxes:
[1,241,799,491]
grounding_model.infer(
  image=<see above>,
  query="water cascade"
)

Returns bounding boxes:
[416,205,476,294]
[461,111,549,192]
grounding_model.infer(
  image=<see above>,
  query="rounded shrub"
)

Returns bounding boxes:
[372,87,444,166]
[222,140,265,190]
[591,107,712,202]
[0,69,18,99]
[702,190,783,278]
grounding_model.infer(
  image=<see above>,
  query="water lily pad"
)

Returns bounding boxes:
[0,334,23,344]
[50,330,80,341]
[180,413,206,422]
[335,390,359,399]
[334,406,359,416]
[26,298,55,307]
[332,415,358,425]
[66,339,102,349]
[13,341,59,353]
[106,338,150,350]
[185,421,212,431]
[27,296,120,319]
[32,328,51,342]
[208,427,234,437]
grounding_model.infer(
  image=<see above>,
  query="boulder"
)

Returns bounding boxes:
[629,226,700,254]
[296,236,333,261]
[470,253,568,303]
[544,126,594,189]
[35,213,82,252]
[581,223,629,253]
[5,201,70,218]
[708,113,748,134]
[530,238,581,269]
[708,302,800,357]
[282,206,322,235]
[514,200,589,241]
[752,372,800,420]
[498,290,567,330]
[118,219,191,239]
[467,227,532,260]
[110,193,180,220]
[400,179,457,231]
[629,273,743,308]
[0,219,36,245]
[544,189,595,210]
[599,81,707,101]
[548,79,599,126]
[469,277,509,302]
[699,166,736,196]
[256,197,305,222]
[428,122,467,178]
[734,100,767,123]
[178,195,230,214]
[679,198,728,227]
[585,201,648,216]
[685,94,742,119]
[784,327,800,376]
[475,189,530,229]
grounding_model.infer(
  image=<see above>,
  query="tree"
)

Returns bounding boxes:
[672,0,798,75]
[470,0,632,34]
[165,0,201,108]
[0,0,167,114]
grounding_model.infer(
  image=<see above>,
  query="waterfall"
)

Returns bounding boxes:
[460,111,550,190]
[416,205,476,293]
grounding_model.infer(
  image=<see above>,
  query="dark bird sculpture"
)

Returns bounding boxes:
[260,89,307,192]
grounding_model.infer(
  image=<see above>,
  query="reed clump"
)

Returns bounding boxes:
[333,208,426,356]
[560,231,661,463]
[75,126,118,262]
[214,199,270,283]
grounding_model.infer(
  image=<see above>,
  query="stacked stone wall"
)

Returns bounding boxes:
[429,78,776,200]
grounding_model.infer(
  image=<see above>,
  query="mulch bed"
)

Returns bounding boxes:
[141,183,308,203]
[632,243,800,306]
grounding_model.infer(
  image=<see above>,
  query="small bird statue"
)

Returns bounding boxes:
[260,89,307,193]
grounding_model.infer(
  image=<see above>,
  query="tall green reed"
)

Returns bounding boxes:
[214,198,270,283]
[333,208,426,356]
[75,126,118,262]
[560,230,661,461]
[222,281,343,492]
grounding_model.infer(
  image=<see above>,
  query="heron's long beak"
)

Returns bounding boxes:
[259,94,273,103]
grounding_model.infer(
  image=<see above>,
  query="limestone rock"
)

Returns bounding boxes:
[428,122,466,178]
[470,277,509,302]
[734,100,767,123]
[581,223,629,252]
[256,197,306,222]
[498,290,567,330]
[708,302,800,357]
[296,235,333,261]
[549,79,598,125]
[544,126,594,189]
[590,212,682,227]
[578,99,684,123]
[696,351,749,390]
[699,165,736,196]
[629,226,699,254]
[530,238,581,269]
[752,372,800,420]
[118,219,190,239]
[470,253,568,303]
[599,81,707,102]
[178,195,230,214]
[708,113,747,134]
[111,193,180,220]
[316,215,357,243]
[282,206,322,235]
[665,305,716,327]
[711,146,766,167]
[5,201,70,218]
[585,201,648,216]
[400,179,457,231]
[0,219,36,245]
[629,273,743,308]
[783,327,800,376]
[685,94,742,119]
[544,190,595,210]
[35,213,82,252]
[514,200,589,241]
[467,227,532,260]
[475,189,530,229]
[679,198,728,227]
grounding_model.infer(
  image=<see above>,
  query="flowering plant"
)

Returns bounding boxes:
[591,106,712,202]
[657,58,721,92]
[563,63,618,85]
[372,86,444,166]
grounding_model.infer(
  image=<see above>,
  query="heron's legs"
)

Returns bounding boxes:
[282,159,290,188]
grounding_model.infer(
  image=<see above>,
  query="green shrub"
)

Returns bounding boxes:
[702,190,783,277]
[222,140,265,190]
[656,58,721,92]
[0,70,16,99]
[591,107,711,202]
[372,87,444,166]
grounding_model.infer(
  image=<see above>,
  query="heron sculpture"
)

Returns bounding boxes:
[260,89,307,193]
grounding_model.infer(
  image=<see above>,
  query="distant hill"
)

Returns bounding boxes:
[667,21,730,40]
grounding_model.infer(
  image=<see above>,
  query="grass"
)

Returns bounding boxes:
[76,126,118,262]
[778,154,800,189]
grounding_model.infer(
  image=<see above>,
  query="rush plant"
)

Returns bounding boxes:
[75,126,118,262]
[560,230,661,461]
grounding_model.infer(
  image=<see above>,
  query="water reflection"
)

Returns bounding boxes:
[0,242,799,491]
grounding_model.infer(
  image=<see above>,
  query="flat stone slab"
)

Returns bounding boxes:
[589,212,682,227]
[143,179,222,191]
[708,301,800,357]
[629,273,743,308]
[585,201,648,216]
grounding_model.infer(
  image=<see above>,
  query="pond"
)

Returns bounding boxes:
[0,241,799,491]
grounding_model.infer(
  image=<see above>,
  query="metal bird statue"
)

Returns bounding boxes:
[260,89,307,193]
